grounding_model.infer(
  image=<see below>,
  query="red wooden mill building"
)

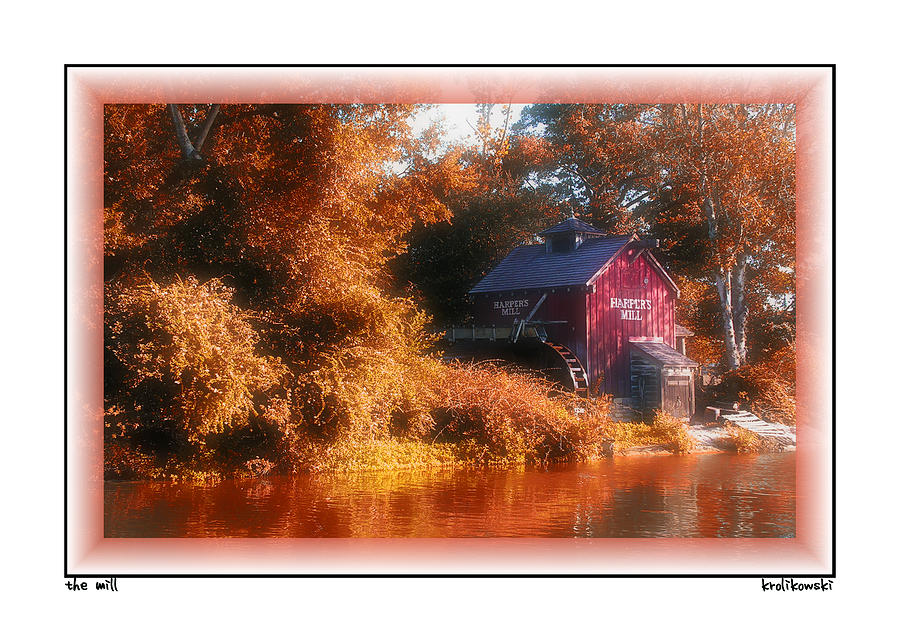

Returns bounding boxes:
[453,217,699,418]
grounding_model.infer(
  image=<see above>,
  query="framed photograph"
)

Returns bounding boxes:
[66,65,833,576]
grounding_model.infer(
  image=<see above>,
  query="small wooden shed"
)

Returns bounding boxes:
[629,339,698,417]
[463,217,699,418]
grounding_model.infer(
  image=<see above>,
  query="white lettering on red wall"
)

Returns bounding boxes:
[610,297,652,321]
[493,298,531,317]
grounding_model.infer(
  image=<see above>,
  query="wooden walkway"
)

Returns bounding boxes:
[714,408,796,447]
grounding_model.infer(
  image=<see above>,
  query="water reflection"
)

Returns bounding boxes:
[105,452,795,538]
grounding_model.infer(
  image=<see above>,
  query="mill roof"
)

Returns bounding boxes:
[469,234,634,294]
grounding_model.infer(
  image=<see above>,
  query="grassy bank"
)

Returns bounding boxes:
[604,412,696,455]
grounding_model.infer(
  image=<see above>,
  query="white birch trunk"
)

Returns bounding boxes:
[698,105,747,370]
[732,253,749,365]
[704,194,744,369]
[715,267,741,369]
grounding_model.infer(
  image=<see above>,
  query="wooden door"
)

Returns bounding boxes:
[663,375,691,418]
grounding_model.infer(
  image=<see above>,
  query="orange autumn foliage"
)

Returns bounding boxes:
[720,344,796,425]
[107,276,285,442]
[103,104,613,479]
[515,104,795,370]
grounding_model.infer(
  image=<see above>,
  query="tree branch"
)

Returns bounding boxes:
[496,102,512,158]
[621,188,652,210]
[563,165,595,202]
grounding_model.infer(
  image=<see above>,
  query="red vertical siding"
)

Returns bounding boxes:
[585,248,676,397]
[470,245,678,400]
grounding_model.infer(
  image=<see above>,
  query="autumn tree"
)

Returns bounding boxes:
[104,103,610,478]
[104,103,457,473]
[394,104,562,325]
[648,104,795,368]
[515,103,796,369]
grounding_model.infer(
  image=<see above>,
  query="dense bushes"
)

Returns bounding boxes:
[107,276,285,440]
[104,273,614,479]
[431,363,610,466]
[104,276,286,479]
[230,356,610,474]
[719,345,796,424]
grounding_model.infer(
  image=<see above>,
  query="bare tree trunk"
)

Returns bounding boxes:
[704,190,744,369]
[167,104,220,160]
[698,104,746,370]
[711,253,749,369]
[193,105,220,155]
[167,104,198,159]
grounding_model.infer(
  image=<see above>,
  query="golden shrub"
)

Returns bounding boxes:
[107,276,285,443]
[605,411,694,454]
[720,345,796,425]
[726,425,778,454]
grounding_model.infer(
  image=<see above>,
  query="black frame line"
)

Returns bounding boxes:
[65,63,836,579]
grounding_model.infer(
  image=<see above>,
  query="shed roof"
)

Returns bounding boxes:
[674,323,695,337]
[538,217,605,237]
[630,340,699,367]
[469,235,633,293]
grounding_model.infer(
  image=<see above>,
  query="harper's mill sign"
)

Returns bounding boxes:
[610,296,652,321]
[493,298,531,317]
[492,296,652,320]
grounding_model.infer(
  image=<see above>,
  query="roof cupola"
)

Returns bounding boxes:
[538,217,605,253]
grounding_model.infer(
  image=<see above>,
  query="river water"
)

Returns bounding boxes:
[104,452,795,538]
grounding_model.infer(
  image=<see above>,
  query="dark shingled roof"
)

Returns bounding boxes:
[469,235,633,293]
[539,217,605,237]
[630,340,699,367]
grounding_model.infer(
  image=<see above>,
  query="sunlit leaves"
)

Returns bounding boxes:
[104,102,608,476]
[108,276,285,441]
